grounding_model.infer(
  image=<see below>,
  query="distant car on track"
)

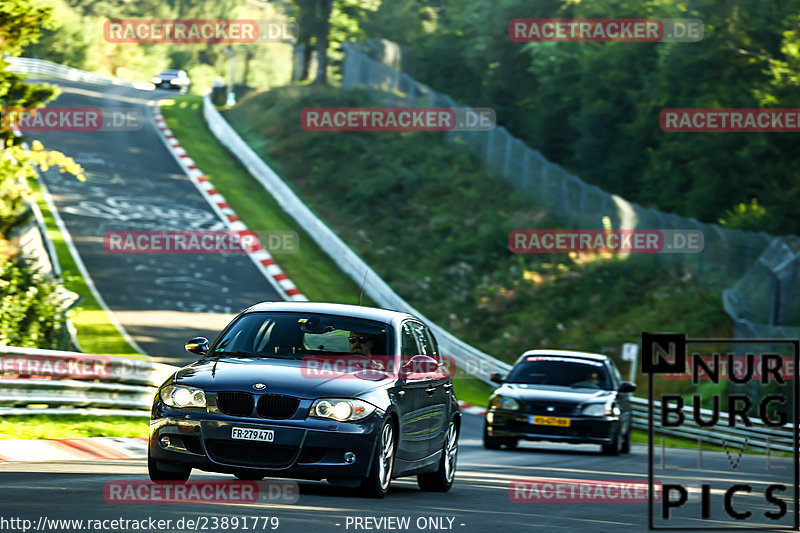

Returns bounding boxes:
[483,350,635,455]
[150,69,190,93]
[149,301,460,498]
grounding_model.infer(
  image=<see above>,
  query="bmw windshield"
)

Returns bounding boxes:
[211,312,393,359]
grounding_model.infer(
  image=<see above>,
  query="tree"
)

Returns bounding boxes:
[288,0,378,83]
[1,0,84,235]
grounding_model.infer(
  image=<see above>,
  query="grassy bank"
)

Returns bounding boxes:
[218,85,732,384]
[0,415,148,439]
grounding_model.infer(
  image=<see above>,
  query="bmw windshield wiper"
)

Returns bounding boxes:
[212,350,300,359]
[210,350,258,357]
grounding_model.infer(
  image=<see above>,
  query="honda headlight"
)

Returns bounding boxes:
[160,385,206,408]
[309,398,376,421]
[490,395,520,410]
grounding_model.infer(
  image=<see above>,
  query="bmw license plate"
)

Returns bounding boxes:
[530,415,571,427]
[231,427,274,442]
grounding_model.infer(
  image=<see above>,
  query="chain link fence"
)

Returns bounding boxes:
[341,43,776,284]
[723,236,800,344]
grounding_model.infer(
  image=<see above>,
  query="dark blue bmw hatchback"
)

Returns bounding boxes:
[149,302,460,498]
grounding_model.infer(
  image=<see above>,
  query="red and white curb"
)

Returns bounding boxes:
[0,437,147,463]
[151,106,306,302]
[458,401,487,417]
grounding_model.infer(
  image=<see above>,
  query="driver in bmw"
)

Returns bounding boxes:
[348,332,386,370]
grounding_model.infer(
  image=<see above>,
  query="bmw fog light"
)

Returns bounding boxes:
[344,452,356,464]
[159,435,170,447]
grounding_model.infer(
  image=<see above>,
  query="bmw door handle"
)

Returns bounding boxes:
[425,386,437,395]
[443,383,453,393]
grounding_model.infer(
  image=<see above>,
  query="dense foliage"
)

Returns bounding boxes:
[0,257,66,348]
[358,0,800,235]
[23,0,293,92]
[1,0,84,349]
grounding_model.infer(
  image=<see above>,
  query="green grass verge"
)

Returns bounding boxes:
[159,95,370,306]
[0,415,148,439]
[453,378,493,408]
[632,429,792,456]
[29,180,143,358]
[632,429,728,452]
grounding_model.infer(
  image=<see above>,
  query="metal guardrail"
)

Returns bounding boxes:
[631,397,793,452]
[0,346,176,416]
[4,56,152,90]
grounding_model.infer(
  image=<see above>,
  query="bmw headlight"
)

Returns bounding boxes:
[582,401,619,417]
[160,384,206,408]
[309,398,376,421]
[151,77,162,84]
[490,395,520,410]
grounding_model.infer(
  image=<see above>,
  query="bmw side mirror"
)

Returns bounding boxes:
[185,336,210,356]
[619,381,636,393]
[490,373,505,384]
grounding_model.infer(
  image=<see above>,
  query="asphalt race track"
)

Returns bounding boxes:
[0,414,795,532]
[6,80,796,533]
[22,79,283,364]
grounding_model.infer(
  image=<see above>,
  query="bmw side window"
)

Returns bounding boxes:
[413,322,442,363]
[424,327,440,360]
[401,323,419,356]
[409,322,432,356]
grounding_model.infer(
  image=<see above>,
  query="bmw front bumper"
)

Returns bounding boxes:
[150,405,384,480]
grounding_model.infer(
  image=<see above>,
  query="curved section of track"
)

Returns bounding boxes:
[24,80,283,364]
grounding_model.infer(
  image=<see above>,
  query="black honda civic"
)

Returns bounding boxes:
[149,302,460,498]
[483,350,636,455]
